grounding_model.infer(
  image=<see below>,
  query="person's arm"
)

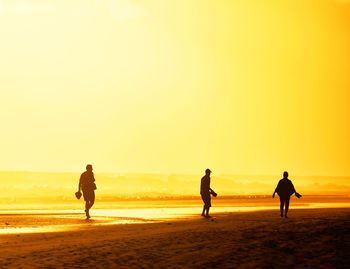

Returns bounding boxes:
[92,172,97,189]
[291,182,302,198]
[208,177,214,194]
[272,182,280,198]
[209,188,217,197]
[290,181,296,195]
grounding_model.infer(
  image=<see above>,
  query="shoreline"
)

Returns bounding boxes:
[1,204,350,233]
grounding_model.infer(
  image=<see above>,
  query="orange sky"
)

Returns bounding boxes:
[0,0,349,176]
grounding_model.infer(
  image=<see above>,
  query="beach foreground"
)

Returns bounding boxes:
[0,208,349,268]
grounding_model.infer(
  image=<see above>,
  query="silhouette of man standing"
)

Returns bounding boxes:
[78,164,96,219]
[200,169,217,217]
[273,171,301,218]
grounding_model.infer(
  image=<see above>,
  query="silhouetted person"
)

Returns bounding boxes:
[200,169,217,217]
[273,171,301,218]
[78,164,96,219]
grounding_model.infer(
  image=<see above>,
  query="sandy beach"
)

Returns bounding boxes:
[0,208,349,268]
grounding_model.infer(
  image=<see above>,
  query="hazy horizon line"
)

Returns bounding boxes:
[0,170,349,178]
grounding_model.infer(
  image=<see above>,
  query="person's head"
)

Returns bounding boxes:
[283,171,288,178]
[205,168,211,175]
[86,164,93,172]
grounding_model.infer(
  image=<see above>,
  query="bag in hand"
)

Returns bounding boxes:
[75,191,82,200]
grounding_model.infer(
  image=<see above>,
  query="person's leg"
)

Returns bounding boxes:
[87,191,95,219]
[280,197,284,217]
[285,197,290,218]
[206,206,210,217]
[85,201,90,219]
[83,191,89,218]
[83,191,93,219]
[89,191,95,209]
[201,195,206,216]
[206,195,211,217]
[202,193,211,217]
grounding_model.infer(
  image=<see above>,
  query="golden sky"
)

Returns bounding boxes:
[0,0,349,176]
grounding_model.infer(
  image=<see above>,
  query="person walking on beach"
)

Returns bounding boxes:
[77,164,96,219]
[200,169,217,217]
[273,171,301,218]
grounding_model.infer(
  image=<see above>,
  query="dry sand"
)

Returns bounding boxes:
[0,208,349,268]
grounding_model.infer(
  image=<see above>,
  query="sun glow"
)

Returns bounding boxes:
[0,0,349,179]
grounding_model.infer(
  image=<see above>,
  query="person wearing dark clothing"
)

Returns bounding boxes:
[200,169,217,217]
[273,171,301,218]
[78,164,96,219]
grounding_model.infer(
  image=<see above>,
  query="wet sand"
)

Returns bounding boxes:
[0,208,349,268]
[1,195,348,233]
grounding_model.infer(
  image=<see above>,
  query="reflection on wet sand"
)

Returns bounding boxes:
[0,214,152,234]
[0,196,349,234]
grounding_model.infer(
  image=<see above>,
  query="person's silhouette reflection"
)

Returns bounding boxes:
[273,171,301,218]
[78,164,96,219]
